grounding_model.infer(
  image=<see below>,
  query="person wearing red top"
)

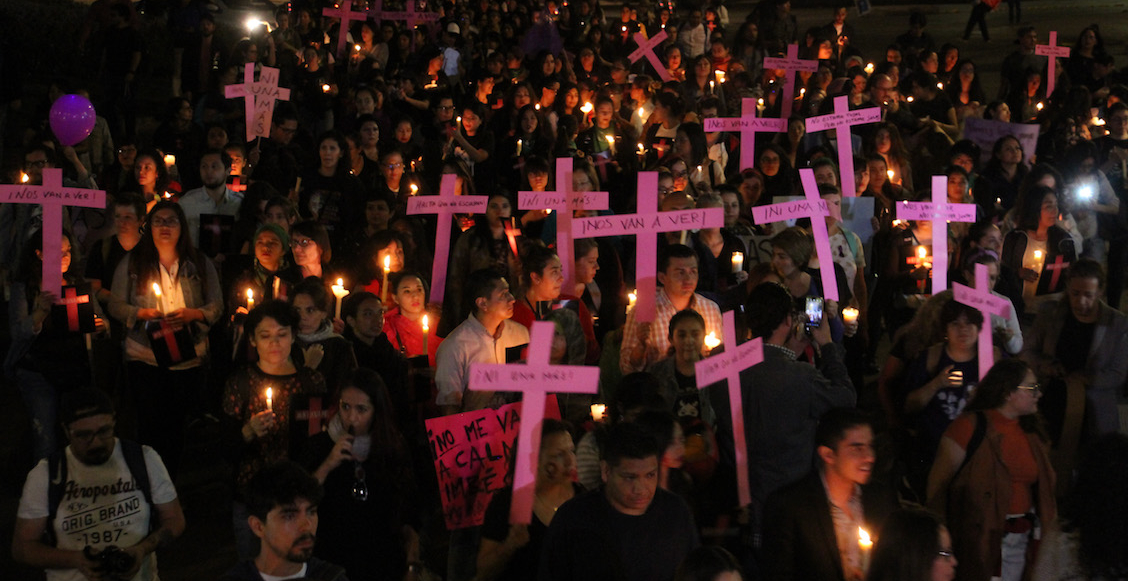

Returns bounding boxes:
[512,245,599,365]
[381,272,442,367]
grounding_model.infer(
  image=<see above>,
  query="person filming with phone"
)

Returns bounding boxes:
[705,282,855,536]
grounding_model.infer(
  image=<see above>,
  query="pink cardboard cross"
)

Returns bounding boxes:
[403,1,441,34]
[517,158,609,288]
[323,0,369,58]
[751,169,839,301]
[573,172,724,322]
[467,321,599,524]
[225,63,291,142]
[953,263,1010,380]
[1035,31,1071,98]
[0,169,105,295]
[703,98,786,172]
[895,175,978,293]
[1043,254,1070,293]
[366,0,408,24]
[694,310,763,507]
[762,44,818,120]
[58,286,91,332]
[628,30,674,82]
[805,95,881,197]
[406,174,489,303]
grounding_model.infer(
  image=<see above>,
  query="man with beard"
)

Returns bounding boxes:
[221,460,348,581]
[13,388,185,581]
[707,282,855,536]
[177,149,244,250]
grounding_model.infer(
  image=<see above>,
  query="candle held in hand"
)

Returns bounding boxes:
[858,527,873,573]
[152,282,163,314]
[842,307,859,324]
[422,314,430,355]
[331,278,349,320]
[731,252,744,273]
[381,256,391,302]
[704,331,721,350]
[164,154,176,168]
[265,387,273,412]
[246,288,255,311]
[590,404,607,422]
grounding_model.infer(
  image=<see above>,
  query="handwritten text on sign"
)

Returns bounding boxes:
[751,199,830,223]
[425,397,560,530]
[518,191,609,210]
[703,117,787,132]
[575,209,722,237]
[805,107,882,132]
[1,187,100,204]
[407,197,489,212]
[897,201,978,222]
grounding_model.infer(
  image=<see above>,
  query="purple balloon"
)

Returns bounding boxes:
[49,95,97,147]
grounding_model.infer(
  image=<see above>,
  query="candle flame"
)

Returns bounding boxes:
[151,282,162,297]
[1034,250,1043,259]
[246,288,254,300]
[1036,102,1044,111]
[322,84,331,92]
[864,62,875,74]
[887,169,895,180]
[606,135,616,145]
[383,255,391,271]
[704,331,721,350]
[581,102,594,113]
[638,107,644,118]
[336,278,344,287]
[355,44,362,52]
[410,183,419,195]
[858,527,873,548]
[266,387,272,400]
[164,154,176,167]
[20,172,29,183]
[917,246,927,259]
[907,96,915,103]
[422,314,429,331]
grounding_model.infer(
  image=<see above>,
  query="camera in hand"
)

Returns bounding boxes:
[84,545,135,577]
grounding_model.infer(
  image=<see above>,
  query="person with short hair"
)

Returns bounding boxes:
[13,388,185,581]
[539,422,700,581]
[178,149,243,248]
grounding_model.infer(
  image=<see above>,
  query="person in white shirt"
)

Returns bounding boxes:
[177,149,243,248]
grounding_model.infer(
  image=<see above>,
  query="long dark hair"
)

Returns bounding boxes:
[17,228,78,287]
[316,131,353,179]
[865,508,944,581]
[1064,433,1128,578]
[964,358,1048,441]
[128,201,204,295]
[340,367,404,455]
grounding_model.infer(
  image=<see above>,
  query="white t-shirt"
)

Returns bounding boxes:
[261,564,309,581]
[18,441,178,581]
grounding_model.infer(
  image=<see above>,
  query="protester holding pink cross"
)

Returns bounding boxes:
[763,44,818,120]
[703,98,786,172]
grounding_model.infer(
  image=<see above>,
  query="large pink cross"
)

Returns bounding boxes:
[403,1,441,34]
[805,95,881,197]
[762,44,818,120]
[406,174,488,303]
[467,321,599,524]
[0,168,105,295]
[953,264,1010,380]
[695,310,763,507]
[895,175,978,293]
[703,98,786,172]
[573,172,724,322]
[517,158,609,288]
[1035,31,1071,98]
[58,286,91,332]
[628,30,674,82]
[1043,254,1070,293]
[323,0,368,58]
[225,63,291,142]
[751,169,839,301]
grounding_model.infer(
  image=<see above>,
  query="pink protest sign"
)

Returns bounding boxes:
[953,264,1010,380]
[703,98,786,172]
[1035,31,1071,98]
[750,169,839,301]
[1043,254,1070,293]
[573,172,724,322]
[225,64,291,142]
[763,44,818,120]
[628,30,674,82]
[895,175,978,293]
[806,96,881,196]
[694,310,763,507]
[425,396,561,530]
[0,168,105,294]
[406,174,489,303]
[467,322,599,524]
[323,0,368,58]
[518,158,610,288]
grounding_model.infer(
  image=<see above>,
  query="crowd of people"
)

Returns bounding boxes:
[6,0,1128,580]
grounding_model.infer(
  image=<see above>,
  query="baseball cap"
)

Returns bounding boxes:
[60,388,115,426]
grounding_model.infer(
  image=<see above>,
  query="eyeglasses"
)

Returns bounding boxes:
[25,159,48,168]
[152,217,180,228]
[1017,383,1042,394]
[291,238,316,248]
[385,163,403,170]
[71,423,115,444]
[937,550,955,561]
[352,463,369,501]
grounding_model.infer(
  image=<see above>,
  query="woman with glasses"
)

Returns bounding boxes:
[108,201,222,479]
[927,358,1056,581]
[289,220,335,281]
[865,508,957,581]
[301,367,419,581]
[222,299,327,559]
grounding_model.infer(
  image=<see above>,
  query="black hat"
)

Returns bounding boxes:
[60,388,115,426]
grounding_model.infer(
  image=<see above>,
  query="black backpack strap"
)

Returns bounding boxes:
[120,440,160,534]
[956,411,988,476]
[44,451,68,546]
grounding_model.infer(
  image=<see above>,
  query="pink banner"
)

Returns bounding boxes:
[467,322,599,525]
[1035,32,1070,97]
[517,158,610,287]
[425,396,561,530]
[895,176,977,292]
[763,44,817,120]
[628,30,674,82]
[805,96,880,197]
[0,169,105,295]
[953,264,1010,380]
[702,99,786,172]
[405,175,489,303]
[695,311,762,507]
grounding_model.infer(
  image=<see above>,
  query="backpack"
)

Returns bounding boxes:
[44,439,158,546]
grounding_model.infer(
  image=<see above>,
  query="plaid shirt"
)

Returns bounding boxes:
[619,289,722,374]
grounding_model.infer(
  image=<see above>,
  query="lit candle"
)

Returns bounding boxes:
[535,104,540,111]
[757,98,765,113]
[410,183,419,196]
[842,307,859,324]
[704,331,721,350]
[628,290,637,310]
[422,314,430,355]
[605,134,616,155]
[163,154,176,168]
[456,115,462,125]
[273,276,281,299]
[354,44,361,52]
[1036,102,1044,111]
[322,84,331,93]
[710,80,715,94]
[892,219,903,228]
[731,251,744,273]
[516,139,523,156]
[887,169,895,182]
[907,96,915,103]
[246,288,255,311]
[637,107,644,120]
[20,172,28,183]
[151,282,164,314]
[590,404,607,422]
[381,255,391,302]
[864,62,875,74]
[917,246,927,261]
[331,278,349,320]
[859,528,873,574]
[637,142,645,157]
[265,387,273,412]
[937,82,944,89]
[949,369,964,385]
[715,70,725,84]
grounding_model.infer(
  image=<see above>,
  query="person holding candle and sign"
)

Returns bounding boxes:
[863,508,958,581]
[290,278,358,400]
[383,272,443,367]
[108,201,222,479]
[222,300,327,559]
[763,408,897,581]
[1000,186,1077,311]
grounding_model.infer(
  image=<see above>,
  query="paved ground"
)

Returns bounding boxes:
[3,1,1128,580]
